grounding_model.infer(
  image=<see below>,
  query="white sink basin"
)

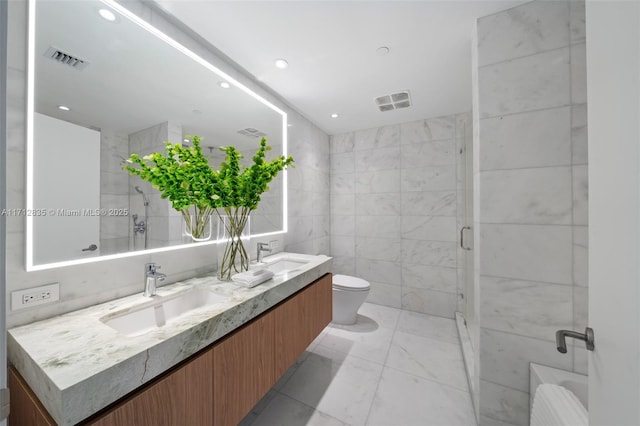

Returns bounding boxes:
[101,288,228,337]
[263,257,309,274]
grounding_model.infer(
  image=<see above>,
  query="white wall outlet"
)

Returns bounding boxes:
[12,283,60,310]
[269,240,281,250]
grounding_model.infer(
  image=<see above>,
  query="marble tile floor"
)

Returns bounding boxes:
[239,303,477,426]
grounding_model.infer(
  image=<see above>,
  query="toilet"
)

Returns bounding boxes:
[332,274,370,325]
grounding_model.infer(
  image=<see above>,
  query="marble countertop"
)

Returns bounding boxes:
[8,252,332,425]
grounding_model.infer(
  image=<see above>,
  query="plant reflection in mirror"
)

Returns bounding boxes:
[124,135,294,279]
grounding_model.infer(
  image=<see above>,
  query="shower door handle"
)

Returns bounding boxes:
[82,244,98,252]
[460,226,472,251]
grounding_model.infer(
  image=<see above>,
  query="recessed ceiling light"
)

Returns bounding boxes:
[274,59,289,69]
[57,105,70,111]
[98,8,117,22]
[218,81,230,89]
[376,46,390,56]
[330,113,339,119]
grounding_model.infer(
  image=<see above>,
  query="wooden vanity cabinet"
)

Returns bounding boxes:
[89,349,214,426]
[9,273,332,426]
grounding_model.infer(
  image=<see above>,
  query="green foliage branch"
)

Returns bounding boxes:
[124,135,294,279]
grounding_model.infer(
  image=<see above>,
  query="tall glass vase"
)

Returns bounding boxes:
[217,212,250,281]
[181,207,212,242]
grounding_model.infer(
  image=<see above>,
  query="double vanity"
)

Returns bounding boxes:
[8,253,332,425]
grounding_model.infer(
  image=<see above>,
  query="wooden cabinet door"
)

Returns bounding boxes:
[89,349,214,426]
[213,313,275,426]
[274,273,332,377]
[8,367,56,426]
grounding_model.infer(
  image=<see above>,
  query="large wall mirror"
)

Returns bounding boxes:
[26,0,287,270]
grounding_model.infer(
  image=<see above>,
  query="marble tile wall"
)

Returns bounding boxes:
[128,121,184,249]
[475,1,587,425]
[5,0,329,328]
[330,112,471,318]
[99,130,130,255]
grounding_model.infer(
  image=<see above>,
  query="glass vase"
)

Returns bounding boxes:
[181,208,212,242]
[217,213,250,281]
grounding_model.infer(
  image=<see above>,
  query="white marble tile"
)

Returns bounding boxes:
[251,393,346,426]
[355,169,401,194]
[402,239,457,268]
[479,415,516,426]
[331,215,355,237]
[479,47,570,118]
[330,152,354,174]
[365,282,402,309]
[355,193,401,216]
[331,256,355,276]
[571,103,588,165]
[570,0,586,43]
[401,140,456,168]
[401,287,457,319]
[330,194,354,216]
[401,165,456,192]
[477,1,569,67]
[479,380,530,426]
[288,217,314,246]
[355,237,401,262]
[573,165,588,225]
[401,191,456,216]
[280,345,383,425]
[480,224,573,285]
[480,328,572,392]
[573,286,588,331]
[289,190,313,217]
[355,215,401,239]
[480,276,573,341]
[479,107,571,170]
[402,263,457,293]
[358,302,402,330]
[313,237,331,256]
[330,173,355,194]
[571,43,587,104]
[401,215,457,242]
[573,346,588,375]
[319,322,394,365]
[367,367,475,426]
[355,147,401,172]
[573,226,588,287]
[330,235,354,258]
[355,258,401,285]
[354,124,400,151]
[480,167,573,224]
[400,116,456,144]
[396,310,459,344]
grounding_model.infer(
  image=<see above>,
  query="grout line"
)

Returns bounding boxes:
[362,306,402,425]
[478,44,571,70]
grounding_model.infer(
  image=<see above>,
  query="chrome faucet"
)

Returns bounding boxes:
[144,263,166,297]
[257,242,272,263]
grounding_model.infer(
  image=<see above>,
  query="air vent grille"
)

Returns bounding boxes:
[44,46,89,70]
[375,90,411,112]
[237,128,267,138]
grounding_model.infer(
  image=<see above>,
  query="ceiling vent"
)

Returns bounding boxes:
[237,128,267,138]
[375,91,411,112]
[44,46,89,70]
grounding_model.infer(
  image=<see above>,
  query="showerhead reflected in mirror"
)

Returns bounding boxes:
[26,0,287,270]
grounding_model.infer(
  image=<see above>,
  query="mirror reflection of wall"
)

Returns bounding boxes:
[30,0,286,267]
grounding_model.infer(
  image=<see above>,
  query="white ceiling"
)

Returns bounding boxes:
[156,0,525,135]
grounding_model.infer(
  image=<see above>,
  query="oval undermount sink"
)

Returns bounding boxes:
[263,257,309,274]
[101,288,228,337]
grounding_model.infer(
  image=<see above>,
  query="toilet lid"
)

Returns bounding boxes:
[333,274,370,291]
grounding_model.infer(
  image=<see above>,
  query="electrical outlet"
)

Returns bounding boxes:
[12,283,60,310]
[269,240,280,250]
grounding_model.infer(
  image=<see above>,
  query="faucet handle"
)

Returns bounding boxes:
[145,262,159,274]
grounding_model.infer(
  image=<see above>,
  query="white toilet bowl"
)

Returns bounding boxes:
[332,274,370,325]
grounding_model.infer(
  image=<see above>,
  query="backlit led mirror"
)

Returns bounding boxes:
[26,0,287,270]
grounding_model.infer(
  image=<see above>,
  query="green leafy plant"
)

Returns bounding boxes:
[124,135,293,279]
